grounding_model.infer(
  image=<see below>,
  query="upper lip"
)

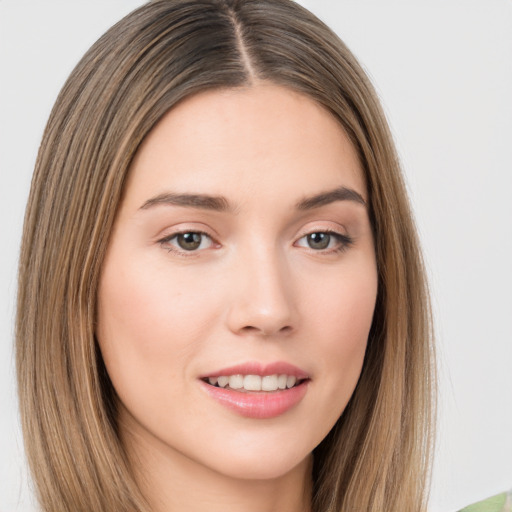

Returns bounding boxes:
[200,361,310,380]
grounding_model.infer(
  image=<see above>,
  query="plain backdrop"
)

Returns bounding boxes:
[1,1,511,511]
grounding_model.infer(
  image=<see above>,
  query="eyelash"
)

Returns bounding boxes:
[158,229,354,258]
[295,229,354,254]
[159,230,216,256]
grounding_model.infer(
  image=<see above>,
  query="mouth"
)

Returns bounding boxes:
[199,362,310,419]
[201,374,308,392]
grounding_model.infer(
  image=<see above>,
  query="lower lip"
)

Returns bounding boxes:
[200,380,309,419]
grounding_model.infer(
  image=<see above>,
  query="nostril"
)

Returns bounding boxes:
[242,326,258,332]
[240,325,293,336]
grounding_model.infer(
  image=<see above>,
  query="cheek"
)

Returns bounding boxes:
[95,251,218,397]
[303,260,377,418]
[305,257,377,345]
[95,255,222,444]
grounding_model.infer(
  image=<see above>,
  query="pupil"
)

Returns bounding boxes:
[178,232,201,250]
[308,232,330,250]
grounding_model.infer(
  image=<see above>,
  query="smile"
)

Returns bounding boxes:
[204,374,304,392]
[200,362,310,419]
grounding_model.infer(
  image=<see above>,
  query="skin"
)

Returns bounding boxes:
[97,83,378,512]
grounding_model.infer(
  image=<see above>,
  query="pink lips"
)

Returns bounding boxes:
[202,361,309,380]
[199,361,310,419]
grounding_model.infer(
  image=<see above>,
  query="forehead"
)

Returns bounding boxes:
[123,83,366,212]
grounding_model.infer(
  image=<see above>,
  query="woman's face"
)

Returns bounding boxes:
[97,84,377,481]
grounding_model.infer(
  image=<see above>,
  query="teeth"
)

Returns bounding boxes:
[217,376,229,388]
[207,374,302,391]
[261,374,278,391]
[286,375,297,389]
[228,374,243,389]
[244,375,261,391]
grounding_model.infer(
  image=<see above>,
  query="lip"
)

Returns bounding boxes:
[200,380,309,419]
[199,361,310,419]
[200,361,310,380]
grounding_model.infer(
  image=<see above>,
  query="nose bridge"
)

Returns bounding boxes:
[226,238,297,337]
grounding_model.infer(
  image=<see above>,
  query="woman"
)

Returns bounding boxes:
[16,1,435,511]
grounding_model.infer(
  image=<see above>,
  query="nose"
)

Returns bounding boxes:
[225,246,297,338]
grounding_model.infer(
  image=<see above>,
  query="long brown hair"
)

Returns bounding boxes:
[16,1,435,510]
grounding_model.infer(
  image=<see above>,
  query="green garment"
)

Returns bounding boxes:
[458,490,512,512]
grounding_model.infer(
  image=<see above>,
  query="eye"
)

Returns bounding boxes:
[159,231,215,254]
[304,232,332,250]
[295,230,353,253]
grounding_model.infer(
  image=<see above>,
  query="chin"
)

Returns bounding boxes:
[185,428,316,482]
[205,450,312,482]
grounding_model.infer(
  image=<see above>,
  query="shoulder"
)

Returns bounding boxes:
[458,489,512,512]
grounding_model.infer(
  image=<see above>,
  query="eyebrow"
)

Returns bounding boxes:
[140,193,233,212]
[295,186,366,210]
[139,186,366,213]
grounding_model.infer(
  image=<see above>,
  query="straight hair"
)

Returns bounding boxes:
[16,1,435,510]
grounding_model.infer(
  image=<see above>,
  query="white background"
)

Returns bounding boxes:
[1,1,511,511]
